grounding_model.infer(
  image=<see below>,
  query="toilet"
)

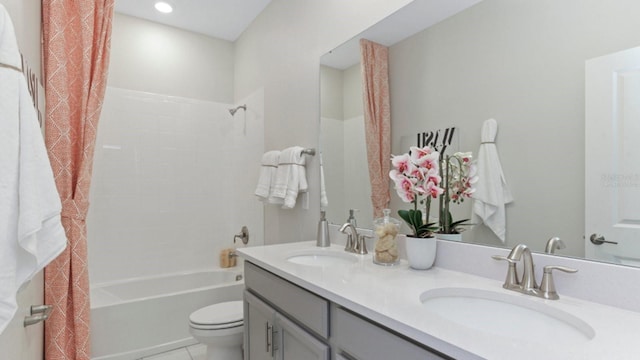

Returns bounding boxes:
[189,300,244,360]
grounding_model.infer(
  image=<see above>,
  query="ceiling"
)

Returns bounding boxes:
[320,0,483,69]
[114,0,272,41]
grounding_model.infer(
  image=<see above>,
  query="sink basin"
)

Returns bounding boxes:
[286,249,359,267]
[420,287,595,343]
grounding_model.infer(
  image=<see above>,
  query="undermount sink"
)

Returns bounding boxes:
[420,287,595,343]
[286,248,359,267]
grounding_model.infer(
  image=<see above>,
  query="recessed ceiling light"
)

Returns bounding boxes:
[154,1,173,14]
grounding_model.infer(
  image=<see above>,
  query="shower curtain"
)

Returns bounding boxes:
[360,39,391,218]
[42,1,114,359]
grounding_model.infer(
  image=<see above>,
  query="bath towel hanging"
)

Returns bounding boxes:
[0,5,67,335]
[271,146,309,209]
[255,150,281,203]
[472,118,513,242]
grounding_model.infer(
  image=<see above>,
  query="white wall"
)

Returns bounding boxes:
[108,13,234,103]
[89,14,264,284]
[389,0,640,256]
[236,0,414,244]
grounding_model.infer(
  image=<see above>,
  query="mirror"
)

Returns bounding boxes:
[320,0,640,266]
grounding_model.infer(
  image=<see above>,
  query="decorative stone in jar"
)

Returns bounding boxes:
[373,209,401,266]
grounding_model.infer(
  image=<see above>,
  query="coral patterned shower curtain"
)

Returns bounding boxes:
[42,1,114,359]
[360,39,391,218]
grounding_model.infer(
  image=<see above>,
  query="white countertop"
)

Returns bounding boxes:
[238,241,640,360]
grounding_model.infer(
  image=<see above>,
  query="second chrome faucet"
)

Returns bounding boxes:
[493,243,577,300]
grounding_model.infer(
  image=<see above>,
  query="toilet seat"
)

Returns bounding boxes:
[189,301,244,330]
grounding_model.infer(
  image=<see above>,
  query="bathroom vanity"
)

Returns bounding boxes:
[243,261,446,360]
[238,241,640,359]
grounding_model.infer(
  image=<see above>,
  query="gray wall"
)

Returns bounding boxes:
[389,0,640,256]
[235,0,414,244]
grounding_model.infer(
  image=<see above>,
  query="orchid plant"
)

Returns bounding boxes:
[390,146,478,237]
[389,146,444,238]
[438,152,478,234]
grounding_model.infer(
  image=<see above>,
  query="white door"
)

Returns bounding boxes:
[585,46,640,266]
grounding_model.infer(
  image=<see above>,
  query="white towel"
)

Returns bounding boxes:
[472,118,513,242]
[271,146,309,209]
[0,5,67,335]
[255,150,280,202]
[320,153,329,208]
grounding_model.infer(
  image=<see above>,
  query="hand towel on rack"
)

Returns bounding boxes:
[271,146,309,209]
[254,150,281,202]
[0,5,67,334]
[472,118,513,243]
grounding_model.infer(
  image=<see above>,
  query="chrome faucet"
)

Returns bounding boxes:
[493,243,577,300]
[339,223,368,255]
[507,244,538,294]
[545,237,566,254]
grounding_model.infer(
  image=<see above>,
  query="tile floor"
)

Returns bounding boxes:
[139,344,206,360]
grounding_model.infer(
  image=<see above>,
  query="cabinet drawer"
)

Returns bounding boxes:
[332,306,450,360]
[245,262,329,339]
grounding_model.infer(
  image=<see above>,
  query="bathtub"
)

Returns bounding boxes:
[90,268,244,360]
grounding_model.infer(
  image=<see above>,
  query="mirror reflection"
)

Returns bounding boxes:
[320,0,640,266]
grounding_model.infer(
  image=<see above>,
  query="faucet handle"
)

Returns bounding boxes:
[491,255,515,263]
[492,255,520,290]
[355,234,370,255]
[539,265,578,300]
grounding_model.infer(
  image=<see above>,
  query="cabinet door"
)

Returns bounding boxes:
[244,291,276,360]
[276,313,329,360]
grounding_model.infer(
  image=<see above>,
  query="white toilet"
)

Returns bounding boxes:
[189,300,244,360]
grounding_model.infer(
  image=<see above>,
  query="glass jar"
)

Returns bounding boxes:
[373,209,401,266]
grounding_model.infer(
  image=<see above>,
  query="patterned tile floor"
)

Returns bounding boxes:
[139,344,206,360]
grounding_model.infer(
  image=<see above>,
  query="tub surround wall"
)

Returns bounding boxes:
[91,13,264,285]
[88,87,264,284]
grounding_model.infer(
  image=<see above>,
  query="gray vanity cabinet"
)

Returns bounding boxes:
[244,262,330,360]
[331,306,449,360]
[244,291,329,360]
[244,290,274,360]
[243,261,449,360]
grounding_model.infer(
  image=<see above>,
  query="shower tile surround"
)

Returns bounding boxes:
[87,87,265,284]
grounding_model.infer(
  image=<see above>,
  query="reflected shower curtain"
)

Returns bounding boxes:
[42,1,114,358]
[360,39,391,218]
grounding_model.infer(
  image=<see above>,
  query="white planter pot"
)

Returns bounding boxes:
[435,233,462,242]
[405,236,437,270]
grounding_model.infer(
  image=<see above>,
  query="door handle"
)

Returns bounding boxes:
[590,234,618,245]
[24,304,53,327]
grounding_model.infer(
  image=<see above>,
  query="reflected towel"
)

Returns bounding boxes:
[255,150,280,202]
[320,153,328,208]
[271,146,309,209]
[0,5,67,335]
[472,119,513,242]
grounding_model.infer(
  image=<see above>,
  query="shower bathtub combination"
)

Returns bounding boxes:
[90,268,244,360]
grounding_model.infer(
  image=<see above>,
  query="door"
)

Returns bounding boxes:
[244,291,275,360]
[585,45,640,265]
[276,313,329,360]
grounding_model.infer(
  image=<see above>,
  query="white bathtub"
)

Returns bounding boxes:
[90,268,244,360]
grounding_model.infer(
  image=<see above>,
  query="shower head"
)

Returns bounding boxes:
[229,104,247,116]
